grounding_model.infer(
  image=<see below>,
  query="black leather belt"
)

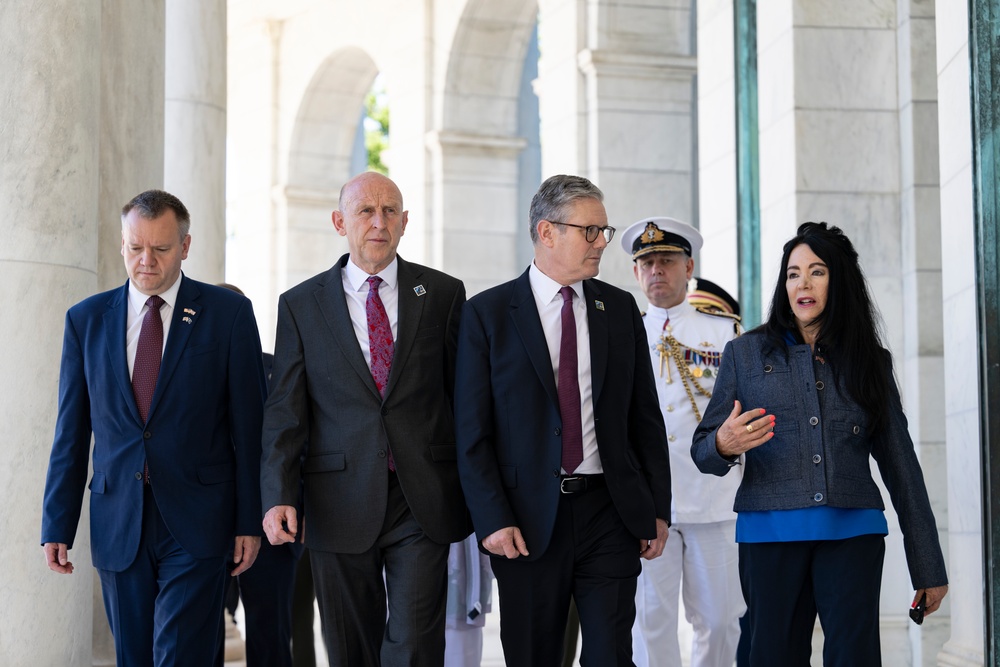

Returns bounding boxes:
[559,474,606,495]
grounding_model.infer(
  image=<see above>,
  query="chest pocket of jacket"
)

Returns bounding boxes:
[829,410,872,481]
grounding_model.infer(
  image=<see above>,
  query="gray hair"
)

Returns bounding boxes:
[121,189,191,239]
[528,175,604,244]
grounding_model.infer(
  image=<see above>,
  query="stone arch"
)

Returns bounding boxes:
[280,46,379,288]
[429,0,539,293]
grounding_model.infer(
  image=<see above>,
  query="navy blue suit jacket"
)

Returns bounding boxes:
[454,270,672,560]
[41,275,267,571]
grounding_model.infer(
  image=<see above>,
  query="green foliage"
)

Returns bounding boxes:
[365,89,389,174]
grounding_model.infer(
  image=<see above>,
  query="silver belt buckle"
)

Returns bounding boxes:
[560,475,581,494]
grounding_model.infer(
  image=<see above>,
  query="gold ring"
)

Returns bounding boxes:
[746,424,753,433]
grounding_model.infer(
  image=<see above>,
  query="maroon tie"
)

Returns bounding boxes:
[133,295,164,484]
[366,276,396,470]
[558,286,583,473]
[133,295,165,423]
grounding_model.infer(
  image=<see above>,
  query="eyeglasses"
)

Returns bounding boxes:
[548,221,617,244]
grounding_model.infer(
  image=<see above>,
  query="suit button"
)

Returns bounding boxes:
[812,454,822,464]
[809,416,819,426]
[764,365,773,373]
[853,425,860,435]
[377,450,386,458]
[815,381,825,390]
[144,431,152,439]
[381,407,388,416]
[552,469,560,477]
[134,472,142,480]
[554,427,561,436]
[813,493,824,502]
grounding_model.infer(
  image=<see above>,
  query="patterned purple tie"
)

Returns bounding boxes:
[558,286,583,473]
[366,276,396,470]
[133,295,164,484]
[133,295,165,423]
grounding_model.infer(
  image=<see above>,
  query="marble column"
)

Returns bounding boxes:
[934,0,985,664]
[536,0,697,299]
[0,1,101,664]
[895,1,950,664]
[165,0,227,283]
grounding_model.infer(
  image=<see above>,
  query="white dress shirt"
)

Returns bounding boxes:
[528,262,601,474]
[126,274,182,378]
[341,256,400,370]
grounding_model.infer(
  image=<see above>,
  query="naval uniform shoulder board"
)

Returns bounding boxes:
[694,306,742,337]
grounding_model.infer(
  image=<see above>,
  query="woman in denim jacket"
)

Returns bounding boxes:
[691,222,947,666]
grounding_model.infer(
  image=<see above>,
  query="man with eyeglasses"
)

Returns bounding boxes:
[454,174,673,666]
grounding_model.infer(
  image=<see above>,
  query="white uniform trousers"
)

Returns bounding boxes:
[632,520,745,667]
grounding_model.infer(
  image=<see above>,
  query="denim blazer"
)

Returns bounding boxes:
[691,331,947,589]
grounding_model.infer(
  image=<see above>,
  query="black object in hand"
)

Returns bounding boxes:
[909,592,926,625]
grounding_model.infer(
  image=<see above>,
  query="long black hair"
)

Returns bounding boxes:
[760,222,891,433]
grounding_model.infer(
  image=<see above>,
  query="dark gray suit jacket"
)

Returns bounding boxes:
[261,254,470,553]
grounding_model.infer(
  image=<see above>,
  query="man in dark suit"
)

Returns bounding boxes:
[455,174,673,666]
[41,190,267,665]
[261,171,468,666]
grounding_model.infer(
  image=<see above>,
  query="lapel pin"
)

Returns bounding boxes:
[182,316,193,324]
[413,285,427,296]
[595,300,605,311]
[183,308,196,316]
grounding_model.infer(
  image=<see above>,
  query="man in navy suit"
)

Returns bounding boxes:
[41,190,267,665]
[455,174,673,666]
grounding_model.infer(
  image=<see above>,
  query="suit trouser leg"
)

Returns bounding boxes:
[240,540,298,667]
[291,548,317,667]
[99,487,227,667]
[632,524,683,667]
[491,486,640,667]
[311,472,449,667]
[680,521,744,667]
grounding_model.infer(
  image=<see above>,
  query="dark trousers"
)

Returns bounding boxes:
[310,473,449,667]
[99,487,226,667]
[490,485,641,667]
[739,534,886,667]
[291,547,317,667]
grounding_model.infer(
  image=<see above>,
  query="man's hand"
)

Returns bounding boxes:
[230,535,261,576]
[263,505,298,545]
[43,543,74,574]
[639,518,669,560]
[482,526,529,559]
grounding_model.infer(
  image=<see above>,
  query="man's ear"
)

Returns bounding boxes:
[537,220,556,248]
[332,211,347,236]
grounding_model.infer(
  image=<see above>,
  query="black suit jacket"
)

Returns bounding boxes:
[261,254,470,553]
[454,269,672,560]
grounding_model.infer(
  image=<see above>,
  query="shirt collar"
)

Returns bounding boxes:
[128,273,183,315]
[529,261,583,304]
[645,299,694,322]
[345,256,399,293]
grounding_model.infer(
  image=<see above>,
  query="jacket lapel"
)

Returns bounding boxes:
[383,256,424,399]
[104,282,142,426]
[315,256,382,399]
[147,275,199,421]
[583,280,608,406]
[510,269,559,407]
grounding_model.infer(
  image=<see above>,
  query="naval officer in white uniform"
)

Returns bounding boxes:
[622,217,745,667]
